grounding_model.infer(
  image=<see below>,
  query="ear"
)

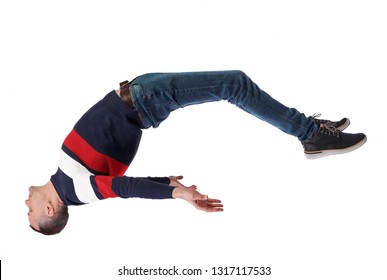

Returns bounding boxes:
[46,201,56,217]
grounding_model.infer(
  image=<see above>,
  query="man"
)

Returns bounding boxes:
[26,70,367,235]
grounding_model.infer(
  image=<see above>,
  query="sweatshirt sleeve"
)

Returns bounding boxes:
[135,176,171,185]
[90,175,175,200]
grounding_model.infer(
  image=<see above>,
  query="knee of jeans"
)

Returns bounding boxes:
[227,70,252,101]
[231,70,248,82]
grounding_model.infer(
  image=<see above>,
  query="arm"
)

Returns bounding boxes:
[135,176,171,185]
[91,175,223,212]
[91,175,175,200]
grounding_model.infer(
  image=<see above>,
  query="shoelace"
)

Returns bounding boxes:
[320,122,340,138]
[311,113,331,124]
[311,113,322,119]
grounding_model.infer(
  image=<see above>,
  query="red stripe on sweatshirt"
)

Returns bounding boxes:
[63,129,128,176]
[95,176,117,198]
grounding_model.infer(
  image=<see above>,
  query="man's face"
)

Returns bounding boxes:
[25,186,46,230]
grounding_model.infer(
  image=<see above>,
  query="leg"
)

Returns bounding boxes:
[130,70,316,141]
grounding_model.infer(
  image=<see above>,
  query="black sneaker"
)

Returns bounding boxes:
[311,113,350,131]
[302,123,367,159]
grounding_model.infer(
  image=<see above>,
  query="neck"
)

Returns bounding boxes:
[44,180,63,204]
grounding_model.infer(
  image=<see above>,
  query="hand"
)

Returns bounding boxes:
[169,175,188,188]
[191,194,224,213]
[170,176,223,212]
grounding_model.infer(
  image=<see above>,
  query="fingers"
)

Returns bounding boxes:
[209,208,224,212]
[195,197,222,204]
[205,199,223,206]
[194,198,224,212]
[203,204,224,212]
[207,202,223,209]
[207,198,222,203]
[169,175,184,182]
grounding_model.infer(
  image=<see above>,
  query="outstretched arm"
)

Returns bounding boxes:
[91,174,222,212]
[170,176,223,212]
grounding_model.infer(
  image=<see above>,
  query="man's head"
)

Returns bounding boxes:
[25,183,69,235]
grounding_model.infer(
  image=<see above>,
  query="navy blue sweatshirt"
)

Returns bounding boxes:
[51,91,175,206]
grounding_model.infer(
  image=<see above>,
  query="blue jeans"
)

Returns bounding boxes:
[129,70,317,142]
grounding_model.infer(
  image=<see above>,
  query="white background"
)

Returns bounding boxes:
[1,0,386,279]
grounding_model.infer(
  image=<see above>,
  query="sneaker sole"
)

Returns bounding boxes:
[304,135,367,159]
